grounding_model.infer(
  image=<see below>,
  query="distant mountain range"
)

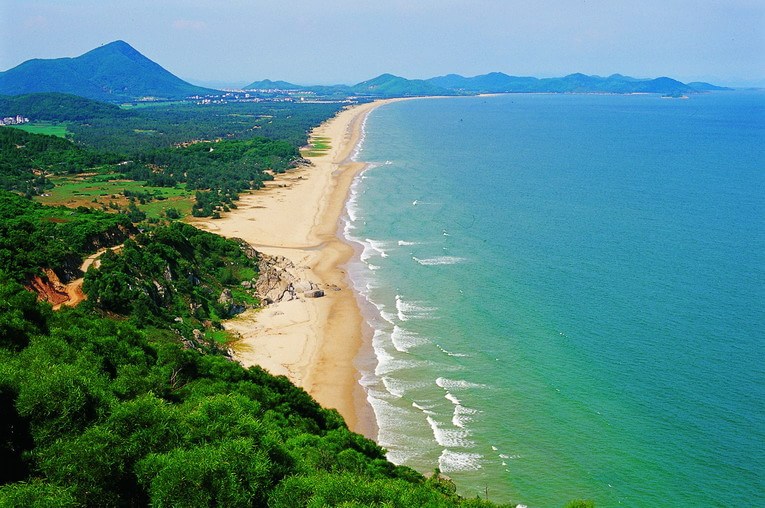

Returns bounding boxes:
[247,72,729,97]
[0,40,730,103]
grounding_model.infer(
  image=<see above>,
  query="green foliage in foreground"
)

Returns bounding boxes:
[0,280,508,507]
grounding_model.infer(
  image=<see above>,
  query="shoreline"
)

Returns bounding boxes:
[191,99,400,439]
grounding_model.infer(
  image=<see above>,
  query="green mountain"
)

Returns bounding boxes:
[0,41,218,102]
[244,79,306,90]
[352,74,457,98]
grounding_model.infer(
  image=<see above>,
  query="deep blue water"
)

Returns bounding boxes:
[345,92,765,507]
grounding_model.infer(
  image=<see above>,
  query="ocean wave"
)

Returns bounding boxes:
[445,392,461,406]
[426,416,474,448]
[452,404,478,429]
[398,240,418,246]
[373,345,420,378]
[391,325,427,352]
[436,377,486,390]
[359,238,388,262]
[395,294,437,321]
[381,376,407,398]
[436,344,469,358]
[438,449,483,472]
[350,115,368,162]
[365,238,388,258]
[412,401,436,415]
[379,310,397,325]
[413,256,466,266]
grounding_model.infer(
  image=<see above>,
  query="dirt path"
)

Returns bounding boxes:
[50,245,122,310]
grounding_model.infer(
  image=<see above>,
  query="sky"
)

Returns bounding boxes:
[1,0,763,87]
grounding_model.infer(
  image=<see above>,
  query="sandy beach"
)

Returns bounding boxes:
[192,99,397,439]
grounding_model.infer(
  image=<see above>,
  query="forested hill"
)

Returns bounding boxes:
[0,41,216,102]
[0,93,125,122]
[0,192,512,507]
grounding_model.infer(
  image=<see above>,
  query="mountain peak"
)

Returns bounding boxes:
[0,41,217,101]
[82,40,146,62]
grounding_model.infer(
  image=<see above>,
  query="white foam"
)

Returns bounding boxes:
[412,401,436,415]
[365,238,388,258]
[398,240,417,246]
[445,392,461,406]
[438,449,483,472]
[436,344,469,358]
[395,295,408,322]
[452,405,477,429]
[367,264,381,271]
[391,325,426,352]
[426,416,474,448]
[395,294,437,321]
[380,310,397,325]
[413,256,466,266]
[436,377,486,390]
[381,376,406,398]
[350,114,369,162]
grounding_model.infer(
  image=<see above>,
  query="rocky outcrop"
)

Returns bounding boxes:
[255,253,323,305]
[218,288,246,316]
[234,239,259,261]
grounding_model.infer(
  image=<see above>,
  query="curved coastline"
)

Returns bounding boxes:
[191,99,401,439]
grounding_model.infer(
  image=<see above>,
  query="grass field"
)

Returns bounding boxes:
[12,122,70,138]
[301,135,331,157]
[35,172,195,219]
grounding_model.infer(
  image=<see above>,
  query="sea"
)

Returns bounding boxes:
[343,92,765,507]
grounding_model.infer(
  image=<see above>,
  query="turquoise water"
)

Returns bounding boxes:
[345,92,765,507]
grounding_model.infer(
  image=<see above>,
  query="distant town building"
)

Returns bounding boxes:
[0,115,30,126]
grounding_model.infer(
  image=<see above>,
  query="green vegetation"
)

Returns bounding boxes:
[0,284,508,507]
[0,196,511,507]
[36,174,194,220]
[0,190,133,282]
[10,122,69,138]
[0,92,340,217]
[564,501,595,508]
[302,135,331,157]
[67,101,343,154]
[0,128,118,196]
[84,221,260,331]
[125,136,299,217]
[0,92,124,122]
